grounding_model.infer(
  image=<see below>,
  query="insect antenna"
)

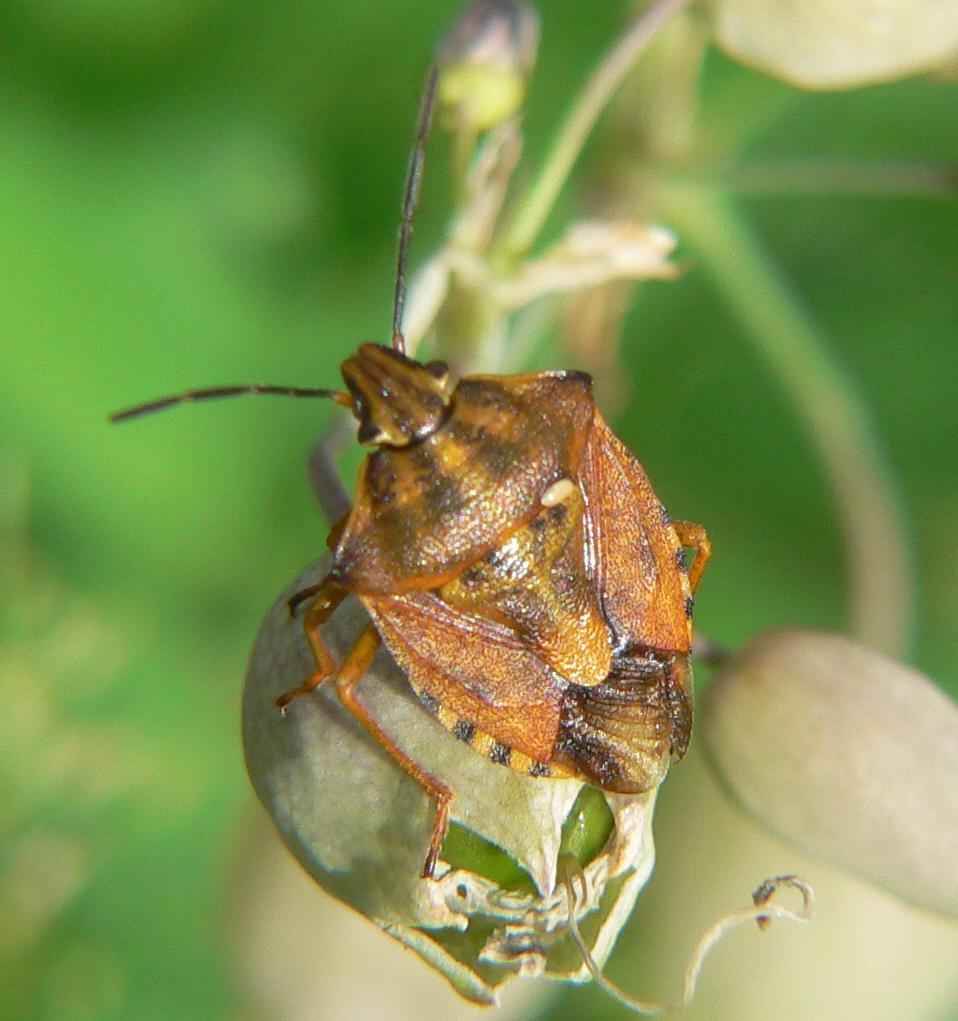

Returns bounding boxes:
[113,67,440,425]
[110,384,352,424]
[391,63,439,355]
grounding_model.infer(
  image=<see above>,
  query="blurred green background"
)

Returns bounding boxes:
[2,1,957,1020]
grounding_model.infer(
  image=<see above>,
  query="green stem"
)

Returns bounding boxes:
[500,0,690,260]
[662,183,914,658]
[728,159,958,199]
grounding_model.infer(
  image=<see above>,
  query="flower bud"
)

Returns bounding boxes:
[243,557,658,1003]
[702,628,958,918]
[438,1,540,133]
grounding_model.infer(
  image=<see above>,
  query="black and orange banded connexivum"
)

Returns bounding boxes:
[111,66,710,879]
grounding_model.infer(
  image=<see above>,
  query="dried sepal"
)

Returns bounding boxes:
[243,557,660,1003]
[420,219,679,333]
[495,220,680,308]
[702,627,958,918]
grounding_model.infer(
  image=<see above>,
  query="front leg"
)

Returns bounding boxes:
[278,581,454,877]
[275,574,347,711]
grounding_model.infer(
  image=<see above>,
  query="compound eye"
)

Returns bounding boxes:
[357,419,389,445]
[423,360,451,391]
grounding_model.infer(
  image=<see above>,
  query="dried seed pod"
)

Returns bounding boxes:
[243,557,659,1004]
[702,627,958,918]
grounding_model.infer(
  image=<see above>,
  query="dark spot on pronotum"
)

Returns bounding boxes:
[529,761,551,778]
[660,504,671,525]
[489,741,512,766]
[453,718,477,744]
[684,596,694,619]
[675,548,687,572]
[411,446,434,470]
[420,691,440,716]
[426,471,464,516]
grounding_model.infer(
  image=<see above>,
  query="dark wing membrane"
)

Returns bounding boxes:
[552,652,692,794]
[335,371,595,593]
[362,589,564,762]
[580,411,692,654]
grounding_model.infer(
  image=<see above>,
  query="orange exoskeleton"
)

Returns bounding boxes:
[111,66,710,879]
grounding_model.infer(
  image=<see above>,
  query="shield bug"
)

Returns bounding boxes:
[111,64,710,880]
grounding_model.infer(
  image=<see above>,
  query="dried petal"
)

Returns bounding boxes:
[491,220,680,309]
[702,628,958,917]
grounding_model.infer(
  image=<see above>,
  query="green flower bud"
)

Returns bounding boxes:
[243,557,658,1004]
[438,1,540,133]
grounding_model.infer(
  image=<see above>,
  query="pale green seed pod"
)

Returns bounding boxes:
[243,557,658,1005]
[707,0,958,89]
[703,628,958,918]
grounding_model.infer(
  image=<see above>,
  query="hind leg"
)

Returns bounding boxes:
[331,622,454,879]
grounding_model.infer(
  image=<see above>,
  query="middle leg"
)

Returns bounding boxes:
[673,520,711,593]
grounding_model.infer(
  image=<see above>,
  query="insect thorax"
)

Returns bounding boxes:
[332,368,597,594]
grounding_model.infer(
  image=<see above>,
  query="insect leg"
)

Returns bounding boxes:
[333,622,454,880]
[672,521,711,593]
[286,583,323,615]
[275,575,348,711]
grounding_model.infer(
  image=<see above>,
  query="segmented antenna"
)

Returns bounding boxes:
[110,384,351,423]
[111,67,439,424]
[391,64,439,355]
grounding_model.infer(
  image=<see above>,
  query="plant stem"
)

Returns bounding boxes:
[661,183,914,657]
[501,0,690,260]
[728,159,958,199]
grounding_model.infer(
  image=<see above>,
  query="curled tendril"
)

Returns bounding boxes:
[560,861,815,1016]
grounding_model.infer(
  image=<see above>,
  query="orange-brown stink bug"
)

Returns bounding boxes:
[111,64,710,880]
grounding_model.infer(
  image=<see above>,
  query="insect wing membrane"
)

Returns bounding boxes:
[362,589,565,765]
